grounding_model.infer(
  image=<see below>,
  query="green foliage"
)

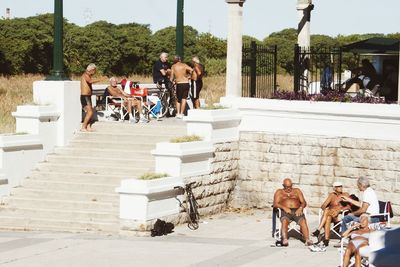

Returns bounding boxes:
[170,135,203,143]
[138,172,169,180]
[0,15,398,77]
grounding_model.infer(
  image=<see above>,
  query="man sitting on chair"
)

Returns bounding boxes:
[273,178,313,246]
[107,77,148,123]
[312,181,350,246]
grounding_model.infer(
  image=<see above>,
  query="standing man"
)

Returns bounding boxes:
[80,63,101,132]
[170,56,193,119]
[273,178,313,246]
[190,56,204,109]
[153,52,172,88]
[340,177,380,233]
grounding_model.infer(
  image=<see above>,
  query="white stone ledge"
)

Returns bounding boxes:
[12,105,60,121]
[220,97,400,141]
[0,134,42,151]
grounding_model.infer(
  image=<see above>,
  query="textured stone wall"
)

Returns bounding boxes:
[232,132,400,221]
[138,141,240,232]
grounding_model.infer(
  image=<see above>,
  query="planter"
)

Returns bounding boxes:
[184,108,241,143]
[115,176,183,221]
[0,134,43,197]
[151,141,214,178]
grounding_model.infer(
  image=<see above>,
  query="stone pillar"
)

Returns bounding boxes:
[225,0,246,97]
[296,0,313,48]
[398,47,400,104]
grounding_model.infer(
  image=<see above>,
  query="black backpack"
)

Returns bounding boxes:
[151,219,174,237]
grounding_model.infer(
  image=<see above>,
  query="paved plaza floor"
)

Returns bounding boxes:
[0,210,343,267]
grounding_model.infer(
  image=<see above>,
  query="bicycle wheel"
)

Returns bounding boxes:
[159,90,170,118]
[187,195,200,230]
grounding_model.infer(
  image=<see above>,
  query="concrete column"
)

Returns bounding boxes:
[225,0,246,97]
[398,47,400,104]
[297,0,313,48]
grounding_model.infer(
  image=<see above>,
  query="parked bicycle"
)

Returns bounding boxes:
[174,182,200,230]
[157,80,176,118]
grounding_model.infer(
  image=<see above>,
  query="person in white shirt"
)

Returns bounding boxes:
[339,177,380,233]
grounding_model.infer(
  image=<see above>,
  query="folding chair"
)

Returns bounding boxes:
[272,207,308,242]
[369,200,393,229]
[318,208,349,239]
[339,236,370,267]
[130,87,160,120]
[105,96,129,122]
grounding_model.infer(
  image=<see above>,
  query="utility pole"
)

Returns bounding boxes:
[176,0,184,59]
[46,0,69,80]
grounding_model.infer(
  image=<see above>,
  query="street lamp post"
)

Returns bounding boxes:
[46,0,69,80]
[176,0,184,58]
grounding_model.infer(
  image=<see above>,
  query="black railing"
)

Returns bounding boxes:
[242,41,277,98]
[294,44,342,94]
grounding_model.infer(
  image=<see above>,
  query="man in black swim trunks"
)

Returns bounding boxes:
[80,63,101,132]
[170,56,193,119]
[273,178,313,246]
[190,56,204,109]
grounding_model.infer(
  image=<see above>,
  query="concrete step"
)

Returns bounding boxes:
[73,132,177,143]
[35,162,152,176]
[21,179,117,193]
[0,216,119,233]
[27,171,127,184]
[4,197,117,212]
[68,140,157,151]
[10,187,119,203]
[92,121,186,134]
[0,207,118,222]
[44,155,154,169]
[53,147,153,159]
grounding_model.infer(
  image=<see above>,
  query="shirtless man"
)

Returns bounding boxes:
[106,77,148,123]
[170,56,193,118]
[312,181,350,246]
[80,63,101,131]
[273,178,313,246]
[190,56,204,109]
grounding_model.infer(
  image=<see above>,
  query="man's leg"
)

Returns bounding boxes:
[82,104,93,131]
[281,219,289,245]
[298,218,311,244]
[324,215,333,241]
[341,214,359,233]
[180,98,187,115]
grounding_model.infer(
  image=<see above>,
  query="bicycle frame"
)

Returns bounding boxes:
[174,183,200,230]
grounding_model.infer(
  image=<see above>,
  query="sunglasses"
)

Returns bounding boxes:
[283,185,292,189]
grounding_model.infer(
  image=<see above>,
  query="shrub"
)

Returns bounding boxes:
[138,172,169,180]
[271,90,386,104]
[170,135,203,143]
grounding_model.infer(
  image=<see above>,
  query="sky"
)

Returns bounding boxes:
[0,0,399,40]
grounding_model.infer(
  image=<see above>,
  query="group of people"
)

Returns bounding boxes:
[79,53,204,131]
[273,177,380,266]
[152,52,204,119]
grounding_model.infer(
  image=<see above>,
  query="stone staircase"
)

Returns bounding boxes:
[0,120,186,233]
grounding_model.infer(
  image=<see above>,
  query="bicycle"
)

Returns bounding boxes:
[157,80,176,118]
[174,182,200,230]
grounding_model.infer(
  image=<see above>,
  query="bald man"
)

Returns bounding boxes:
[273,178,313,246]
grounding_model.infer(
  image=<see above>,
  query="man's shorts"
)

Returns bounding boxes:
[80,95,92,108]
[190,79,203,100]
[176,83,190,103]
[280,208,305,224]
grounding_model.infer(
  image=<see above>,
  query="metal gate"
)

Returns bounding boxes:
[294,44,342,94]
[242,41,277,98]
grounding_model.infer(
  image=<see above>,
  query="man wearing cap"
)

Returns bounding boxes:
[311,181,350,246]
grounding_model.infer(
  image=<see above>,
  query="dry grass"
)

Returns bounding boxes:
[0,73,290,134]
[0,74,41,134]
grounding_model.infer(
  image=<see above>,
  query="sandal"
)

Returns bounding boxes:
[282,239,289,247]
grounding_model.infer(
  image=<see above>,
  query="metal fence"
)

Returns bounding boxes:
[242,41,277,98]
[294,44,342,94]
